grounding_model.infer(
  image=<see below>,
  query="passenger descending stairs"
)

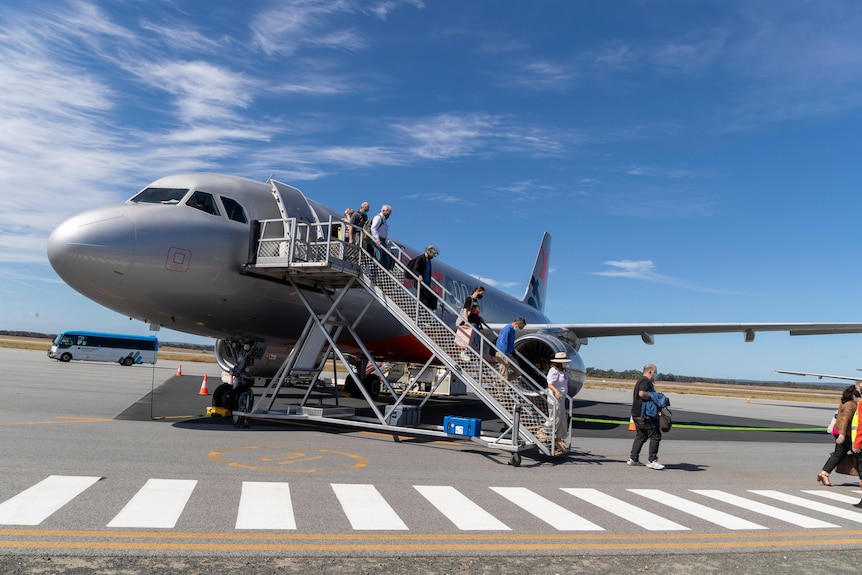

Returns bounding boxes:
[247,216,558,457]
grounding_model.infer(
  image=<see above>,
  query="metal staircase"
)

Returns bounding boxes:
[238,215,562,460]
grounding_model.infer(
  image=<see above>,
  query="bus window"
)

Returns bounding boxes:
[186,191,220,216]
[130,187,189,204]
[221,196,248,223]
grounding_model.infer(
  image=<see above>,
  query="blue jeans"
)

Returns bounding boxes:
[372,243,390,270]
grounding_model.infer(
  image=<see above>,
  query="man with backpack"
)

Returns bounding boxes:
[348,201,369,245]
[628,364,665,470]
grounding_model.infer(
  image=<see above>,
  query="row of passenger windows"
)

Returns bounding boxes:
[130,187,248,224]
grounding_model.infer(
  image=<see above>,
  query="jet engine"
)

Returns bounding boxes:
[512,332,586,396]
[214,339,292,379]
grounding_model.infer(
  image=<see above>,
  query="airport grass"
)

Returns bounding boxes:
[3,336,838,404]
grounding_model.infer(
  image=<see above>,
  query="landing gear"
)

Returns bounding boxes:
[345,368,382,400]
[212,383,232,409]
[362,374,381,400]
[232,388,253,428]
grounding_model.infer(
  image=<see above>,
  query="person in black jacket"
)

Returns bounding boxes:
[409,245,439,310]
[628,364,665,470]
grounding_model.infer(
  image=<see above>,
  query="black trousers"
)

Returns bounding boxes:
[630,416,662,462]
[822,435,853,473]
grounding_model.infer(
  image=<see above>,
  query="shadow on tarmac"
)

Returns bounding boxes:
[116,375,827,444]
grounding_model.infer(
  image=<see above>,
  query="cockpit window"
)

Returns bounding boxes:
[220,196,248,224]
[129,187,189,204]
[186,191,220,216]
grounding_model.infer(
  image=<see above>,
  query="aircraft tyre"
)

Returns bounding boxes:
[212,383,232,409]
[362,374,381,400]
[232,389,253,428]
[60,353,72,362]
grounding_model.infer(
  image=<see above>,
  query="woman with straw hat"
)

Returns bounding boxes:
[547,351,572,456]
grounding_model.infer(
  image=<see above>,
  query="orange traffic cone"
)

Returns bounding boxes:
[198,374,210,395]
[176,364,183,376]
[628,416,636,431]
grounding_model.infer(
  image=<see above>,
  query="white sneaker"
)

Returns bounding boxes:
[626,459,642,466]
[646,460,665,470]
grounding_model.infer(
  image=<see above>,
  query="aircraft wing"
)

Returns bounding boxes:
[773,369,862,382]
[486,322,862,346]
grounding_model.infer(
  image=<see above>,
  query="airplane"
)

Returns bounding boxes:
[774,369,862,383]
[46,172,862,406]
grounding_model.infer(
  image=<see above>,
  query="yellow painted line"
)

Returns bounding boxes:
[0,529,860,553]
[0,417,113,426]
[0,528,858,541]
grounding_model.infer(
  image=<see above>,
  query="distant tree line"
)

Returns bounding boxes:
[585,367,840,391]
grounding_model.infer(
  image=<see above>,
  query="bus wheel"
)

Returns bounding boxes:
[122,357,134,366]
[60,353,72,362]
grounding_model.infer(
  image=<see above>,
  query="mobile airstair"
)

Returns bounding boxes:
[235,203,562,464]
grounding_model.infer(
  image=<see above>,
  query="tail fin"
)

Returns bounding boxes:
[522,232,551,312]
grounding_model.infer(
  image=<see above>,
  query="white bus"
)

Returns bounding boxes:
[48,331,158,366]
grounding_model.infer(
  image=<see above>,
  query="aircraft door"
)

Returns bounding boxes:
[269,180,321,241]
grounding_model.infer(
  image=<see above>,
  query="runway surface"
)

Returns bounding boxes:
[0,348,856,573]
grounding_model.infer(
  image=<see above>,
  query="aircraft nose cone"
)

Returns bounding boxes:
[47,209,136,294]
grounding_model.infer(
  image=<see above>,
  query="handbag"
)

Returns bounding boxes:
[827,411,838,436]
[658,408,672,433]
[454,323,472,349]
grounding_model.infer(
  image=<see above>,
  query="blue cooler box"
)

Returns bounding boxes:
[444,415,482,437]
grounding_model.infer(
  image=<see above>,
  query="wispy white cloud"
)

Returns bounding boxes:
[591,260,739,295]
[139,19,231,54]
[592,260,670,283]
[366,0,425,21]
[395,114,496,160]
[626,165,723,179]
[250,1,362,56]
[470,275,519,290]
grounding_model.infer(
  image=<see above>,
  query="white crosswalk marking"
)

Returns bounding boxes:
[691,490,838,528]
[8,475,862,534]
[0,475,101,526]
[562,488,689,531]
[331,484,408,530]
[802,490,860,505]
[490,487,603,531]
[236,482,296,530]
[750,490,862,523]
[628,489,767,530]
[107,479,197,529]
[415,485,510,530]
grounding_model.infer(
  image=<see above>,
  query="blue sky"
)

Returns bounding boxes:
[2,0,862,382]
